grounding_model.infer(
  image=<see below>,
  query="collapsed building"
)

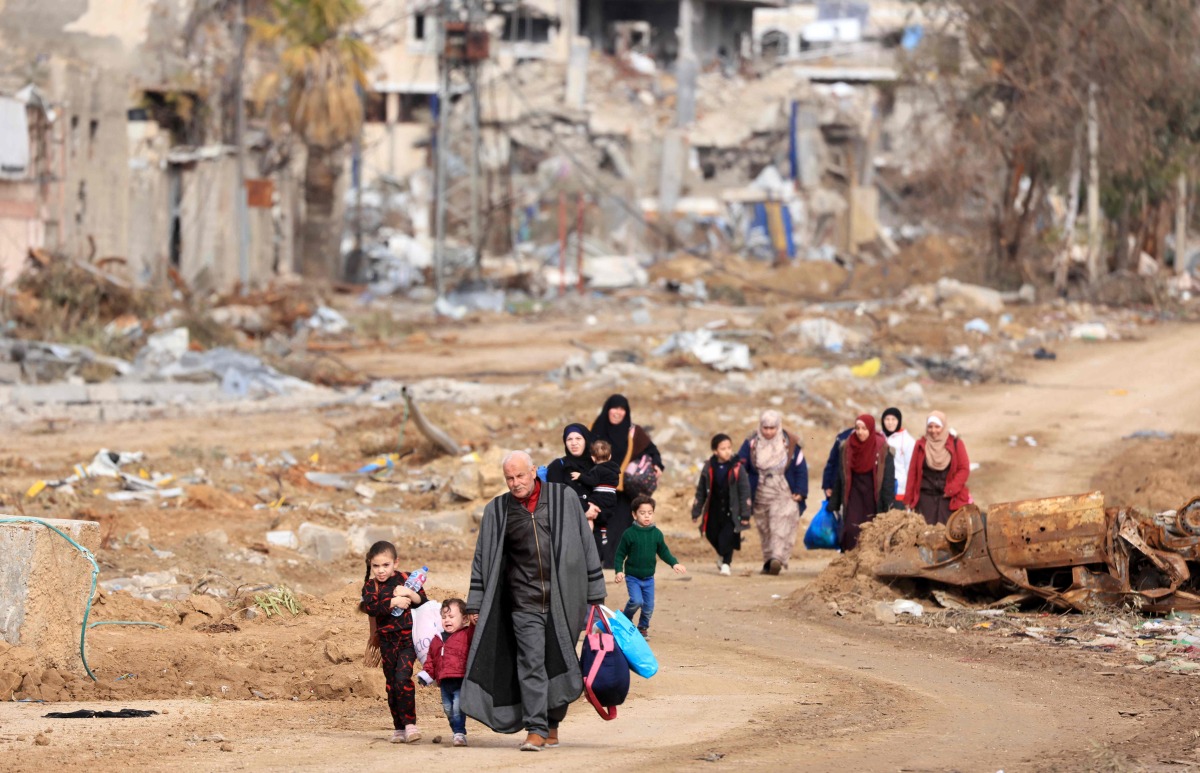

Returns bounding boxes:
[0,0,945,294]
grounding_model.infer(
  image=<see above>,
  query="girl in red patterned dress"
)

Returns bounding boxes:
[361,541,428,743]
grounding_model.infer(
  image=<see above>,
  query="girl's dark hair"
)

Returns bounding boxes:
[364,540,398,582]
[711,433,731,451]
[360,540,398,614]
[441,598,467,616]
[631,495,656,512]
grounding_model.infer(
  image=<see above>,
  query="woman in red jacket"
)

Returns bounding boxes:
[904,411,972,525]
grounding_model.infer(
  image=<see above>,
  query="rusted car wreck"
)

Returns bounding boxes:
[875,492,1200,612]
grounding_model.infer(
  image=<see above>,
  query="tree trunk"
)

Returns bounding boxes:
[1054,131,1083,295]
[298,144,346,280]
[1085,83,1102,285]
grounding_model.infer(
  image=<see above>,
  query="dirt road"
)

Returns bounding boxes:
[926,323,1200,507]
[0,563,1141,772]
[5,322,1200,771]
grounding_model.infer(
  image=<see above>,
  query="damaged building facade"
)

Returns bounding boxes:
[0,1,296,292]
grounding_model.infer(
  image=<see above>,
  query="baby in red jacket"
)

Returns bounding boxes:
[423,598,476,747]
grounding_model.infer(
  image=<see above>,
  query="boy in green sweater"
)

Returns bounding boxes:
[613,495,687,638]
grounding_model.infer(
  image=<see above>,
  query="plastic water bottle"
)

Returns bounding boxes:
[390,566,428,616]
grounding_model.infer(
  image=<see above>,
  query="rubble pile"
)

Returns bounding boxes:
[796,510,929,613]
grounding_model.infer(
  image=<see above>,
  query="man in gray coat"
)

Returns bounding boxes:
[462,450,606,751]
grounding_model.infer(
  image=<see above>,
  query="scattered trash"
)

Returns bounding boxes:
[1123,430,1173,441]
[963,318,991,334]
[849,357,881,378]
[1032,347,1057,361]
[651,329,751,372]
[26,449,181,501]
[1023,436,1038,447]
[43,709,158,719]
[891,599,924,617]
[304,306,351,335]
[265,530,299,550]
[1070,322,1110,341]
[304,472,357,490]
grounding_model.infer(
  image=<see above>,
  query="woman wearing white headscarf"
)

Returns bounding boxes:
[737,410,808,575]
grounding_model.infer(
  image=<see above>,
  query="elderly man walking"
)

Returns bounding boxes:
[461,450,606,751]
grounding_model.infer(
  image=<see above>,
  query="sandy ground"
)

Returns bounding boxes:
[3,319,1200,771]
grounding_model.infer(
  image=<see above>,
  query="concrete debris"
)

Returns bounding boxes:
[582,256,649,290]
[933,278,1005,314]
[297,523,348,563]
[133,329,311,397]
[651,329,752,372]
[790,318,866,353]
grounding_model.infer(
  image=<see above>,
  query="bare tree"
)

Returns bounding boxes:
[910,0,1200,287]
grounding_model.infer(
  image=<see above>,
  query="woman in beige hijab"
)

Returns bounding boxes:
[903,411,973,525]
[737,410,808,575]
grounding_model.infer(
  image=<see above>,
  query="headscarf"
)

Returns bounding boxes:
[848,413,886,474]
[560,423,593,476]
[591,394,632,463]
[924,411,951,471]
[881,407,903,438]
[752,409,788,472]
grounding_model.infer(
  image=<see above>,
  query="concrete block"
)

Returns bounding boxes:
[0,518,100,675]
[85,383,122,403]
[298,522,348,562]
[0,362,22,384]
[11,383,90,405]
[347,525,399,556]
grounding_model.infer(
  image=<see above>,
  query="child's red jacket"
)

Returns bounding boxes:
[424,625,475,682]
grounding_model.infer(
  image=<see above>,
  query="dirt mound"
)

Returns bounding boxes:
[0,582,466,708]
[1091,433,1200,512]
[846,234,976,298]
[793,510,930,613]
[184,484,250,511]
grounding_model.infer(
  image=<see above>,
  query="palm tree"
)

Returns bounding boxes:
[251,0,374,280]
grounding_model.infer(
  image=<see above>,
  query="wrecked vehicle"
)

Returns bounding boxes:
[875,492,1200,612]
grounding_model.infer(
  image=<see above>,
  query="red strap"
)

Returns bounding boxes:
[583,631,618,721]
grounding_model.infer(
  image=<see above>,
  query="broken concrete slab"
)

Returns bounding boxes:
[0,518,100,675]
[934,278,1005,314]
[346,525,398,557]
[449,466,484,501]
[297,523,348,562]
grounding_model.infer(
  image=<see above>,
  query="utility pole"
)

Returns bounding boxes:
[467,0,482,271]
[433,0,450,300]
[233,0,250,292]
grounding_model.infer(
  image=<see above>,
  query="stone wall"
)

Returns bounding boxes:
[0,518,100,675]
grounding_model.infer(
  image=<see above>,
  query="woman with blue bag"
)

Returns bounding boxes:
[738,410,808,575]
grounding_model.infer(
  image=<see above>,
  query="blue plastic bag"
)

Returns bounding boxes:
[803,499,839,550]
[595,605,658,678]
